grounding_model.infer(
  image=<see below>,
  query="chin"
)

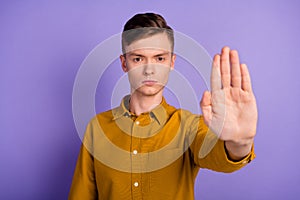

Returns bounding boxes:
[135,86,164,96]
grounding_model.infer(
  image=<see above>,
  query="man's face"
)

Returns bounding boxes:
[120,33,176,96]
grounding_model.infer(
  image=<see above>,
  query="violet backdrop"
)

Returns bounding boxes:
[1,0,299,199]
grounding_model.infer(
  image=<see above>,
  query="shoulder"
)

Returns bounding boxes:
[165,104,205,126]
[87,108,116,126]
[164,102,194,117]
[167,105,198,119]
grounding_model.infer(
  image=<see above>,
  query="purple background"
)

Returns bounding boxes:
[1,0,300,199]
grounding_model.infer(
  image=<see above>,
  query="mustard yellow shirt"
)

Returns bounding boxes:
[69,95,255,200]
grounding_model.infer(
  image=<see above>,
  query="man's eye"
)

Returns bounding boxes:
[133,57,142,62]
[157,57,165,62]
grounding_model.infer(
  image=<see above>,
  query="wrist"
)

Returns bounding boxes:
[225,140,253,161]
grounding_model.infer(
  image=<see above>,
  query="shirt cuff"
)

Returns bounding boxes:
[222,140,256,169]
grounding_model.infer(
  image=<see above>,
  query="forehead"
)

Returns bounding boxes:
[124,33,172,54]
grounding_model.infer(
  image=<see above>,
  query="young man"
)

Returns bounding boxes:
[69,13,257,200]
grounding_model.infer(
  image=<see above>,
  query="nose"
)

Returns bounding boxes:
[143,64,155,76]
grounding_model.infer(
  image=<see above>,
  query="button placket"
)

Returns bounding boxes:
[131,117,142,199]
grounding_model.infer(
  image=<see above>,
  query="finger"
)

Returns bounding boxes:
[230,50,242,88]
[220,46,231,88]
[200,91,212,125]
[240,63,253,92]
[211,54,222,92]
[200,90,211,107]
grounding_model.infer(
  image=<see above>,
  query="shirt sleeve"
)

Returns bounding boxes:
[68,122,98,200]
[188,115,256,173]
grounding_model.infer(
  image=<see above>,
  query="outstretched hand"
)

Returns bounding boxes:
[200,47,258,159]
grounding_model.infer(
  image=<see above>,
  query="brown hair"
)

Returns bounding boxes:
[122,13,174,54]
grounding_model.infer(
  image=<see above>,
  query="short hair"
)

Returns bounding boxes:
[121,13,174,54]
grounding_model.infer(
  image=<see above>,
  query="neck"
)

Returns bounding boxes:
[129,92,163,116]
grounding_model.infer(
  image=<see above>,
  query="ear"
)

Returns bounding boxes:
[120,54,128,72]
[170,53,176,70]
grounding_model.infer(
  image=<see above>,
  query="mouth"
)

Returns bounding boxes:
[142,80,158,86]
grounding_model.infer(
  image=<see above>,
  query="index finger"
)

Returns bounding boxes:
[211,54,222,92]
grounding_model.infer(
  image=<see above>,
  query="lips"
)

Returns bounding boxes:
[142,80,158,86]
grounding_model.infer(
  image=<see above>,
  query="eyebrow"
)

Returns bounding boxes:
[154,53,170,57]
[127,53,145,57]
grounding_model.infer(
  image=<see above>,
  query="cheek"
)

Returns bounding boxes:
[155,66,171,83]
[127,67,143,87]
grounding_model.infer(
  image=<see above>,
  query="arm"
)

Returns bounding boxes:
[69,124,98,200]
[189,116,255,173]
[200,46,258,161]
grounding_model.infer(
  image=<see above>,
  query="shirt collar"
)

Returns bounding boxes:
[112,95,168,125]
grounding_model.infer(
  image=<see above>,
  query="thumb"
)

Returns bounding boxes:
[200,91,212,126]
[200,90,211,108]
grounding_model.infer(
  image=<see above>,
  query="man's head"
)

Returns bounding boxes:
[120,13,176,97]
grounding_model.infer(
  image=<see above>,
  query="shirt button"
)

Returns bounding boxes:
[133,150,138,155]
[135,121,140,125]
[242,160,248,164]
[134,182,139,187]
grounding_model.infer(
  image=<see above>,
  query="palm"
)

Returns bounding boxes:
[201,47,257,145]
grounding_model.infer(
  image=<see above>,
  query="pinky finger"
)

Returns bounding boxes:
[241,63,253,92]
